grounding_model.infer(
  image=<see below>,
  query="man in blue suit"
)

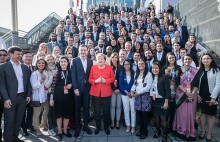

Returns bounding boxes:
[125,41,134,63]
[71,44,93,138]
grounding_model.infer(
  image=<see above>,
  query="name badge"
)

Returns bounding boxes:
[186,83,191,93]
[64,85,68,94]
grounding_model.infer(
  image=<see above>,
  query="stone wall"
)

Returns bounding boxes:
[174,0,220,56]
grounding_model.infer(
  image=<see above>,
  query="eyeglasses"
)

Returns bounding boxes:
[0,54,7,57]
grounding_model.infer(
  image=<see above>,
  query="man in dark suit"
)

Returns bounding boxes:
[122,3,132,12]
[21,51,35,136]
[176,18,189,46]
[67,36,78,58]
[125,41,134,63]
[111,2,118,13]
[95,39,107,55]
[0,46,31,142]
[81,31,92,46]
[0,49,8,141]
[154,43,167,67]
[71,45,93,138]
[185,41,199,67]
[91,24,100,42]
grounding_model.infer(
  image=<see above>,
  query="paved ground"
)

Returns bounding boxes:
[19,120,220,142]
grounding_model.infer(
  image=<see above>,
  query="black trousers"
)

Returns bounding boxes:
[21,104,33,130]
[137,110,150,135]
[0,101,4,140]
[74,87,90,129]
[92,96,111,130]
[48,104,57,130]
[4,94,26,142]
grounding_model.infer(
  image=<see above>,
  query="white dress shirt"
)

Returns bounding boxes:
[80,56,87,73]
[11,61,24,93]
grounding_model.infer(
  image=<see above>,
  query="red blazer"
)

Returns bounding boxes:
[89,65,115,97]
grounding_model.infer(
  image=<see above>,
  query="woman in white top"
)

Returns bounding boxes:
[30,58,53,135]
[131,60,153,139]
[192,53,220,141]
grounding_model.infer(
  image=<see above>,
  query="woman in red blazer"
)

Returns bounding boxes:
[89,53,115,135]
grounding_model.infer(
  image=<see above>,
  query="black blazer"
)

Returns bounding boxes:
[0,61,32,102]
[71,57,93,93]
[157,75,171,99]
[111,6,118,13]
[154,52,167,67]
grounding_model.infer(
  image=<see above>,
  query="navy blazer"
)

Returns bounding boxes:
[126,51,134,63]
[119,72,134,96]
[71,57,93,93]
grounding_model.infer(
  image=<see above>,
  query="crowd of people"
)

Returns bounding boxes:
[0,1,219,142]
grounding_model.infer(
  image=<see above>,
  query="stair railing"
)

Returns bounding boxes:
[1,12,63,49]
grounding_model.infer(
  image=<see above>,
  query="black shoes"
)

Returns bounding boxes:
[29,126,36,132]
[139,134,147,139]
[94,128,100,135]
[21,129,28,136]
[199,131,206,140]
[74,129,80,138]
[84,126,92,135]
[57,133,62,141]
[13,138,24,142]
[136,131,141,136]
[153,130,161,138]
[162,135,168,142]
[62,132,72,138]
[105,129,110,135]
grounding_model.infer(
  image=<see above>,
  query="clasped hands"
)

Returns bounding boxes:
[95,76,106,83]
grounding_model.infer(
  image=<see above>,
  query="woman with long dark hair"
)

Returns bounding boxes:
[119,60,135,133]
[117,36,125,49]
[131,60,153,139]
[110,53,121,129]
[193,53,220,141]
[121,28,132,42]
[30,58,53,135]
[162,52,180,133]
[150,62,171,142]
[50,56,73,141]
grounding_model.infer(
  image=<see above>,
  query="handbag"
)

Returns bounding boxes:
[29,101,41,107]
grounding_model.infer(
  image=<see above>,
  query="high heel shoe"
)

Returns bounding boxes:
[199,131,206,140]
[116,122,120,129]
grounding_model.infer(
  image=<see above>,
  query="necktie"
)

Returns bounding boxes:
[148,62,151,72]
[176,53,179,60]
[28,66,32,74]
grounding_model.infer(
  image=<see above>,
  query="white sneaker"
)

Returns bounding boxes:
[48,129,56,136]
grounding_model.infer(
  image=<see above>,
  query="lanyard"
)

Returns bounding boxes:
[185,67,191,82]
[62,71,68,85]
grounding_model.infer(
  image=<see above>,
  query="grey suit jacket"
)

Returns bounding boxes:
[0,61,32,103]
[47,42,63,54]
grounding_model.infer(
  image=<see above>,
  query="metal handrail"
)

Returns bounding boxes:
[1,12,62,49]
[25,12,62,38]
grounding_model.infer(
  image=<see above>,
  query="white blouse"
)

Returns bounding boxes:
[150,77,163,98]
[131,72,153,95]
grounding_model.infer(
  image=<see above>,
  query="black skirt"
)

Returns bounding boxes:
[198,71,217,116]
[152,98,169,116]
